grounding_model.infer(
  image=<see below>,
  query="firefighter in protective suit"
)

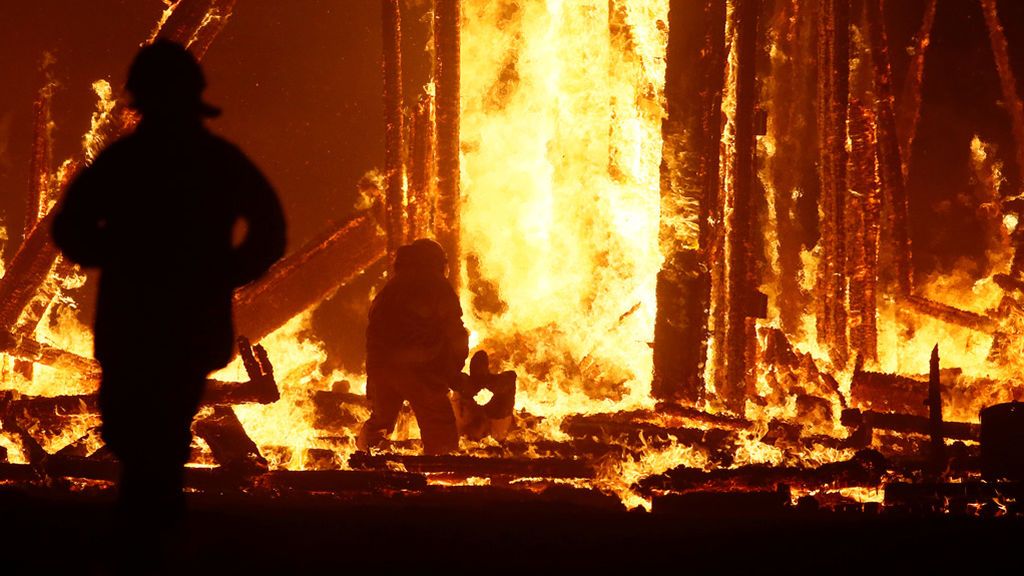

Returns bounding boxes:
[358,239,467,454]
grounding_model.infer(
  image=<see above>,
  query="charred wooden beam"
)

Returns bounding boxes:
[155,0,238,58]
[903,295,999,334]
[348,452,594,480]
[765,0,816,338]
[25,56,55,237]
[0,213,60,334]
[896,0,936,180]
[722,0,760,412]
[382,0,406,261]
[654,402,752,430]
[927,345,945,474]
[981,0,1024,203]
[193,405,267,473]
[867,0,912,295]
[640,449,887,495]
[850,367,929,417]
[846,100,881,363]
[266,469,427,492]
[0,331,103,380]
[815,0,850,368]
[434,0,462,290]
[652,0,726,403]
[406,95,436,243]
[841,408,979,441]
[234,206,386,344]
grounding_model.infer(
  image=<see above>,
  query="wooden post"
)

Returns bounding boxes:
[407,95,437,243]
[815,0,850,368]
[652,0,727,404]
[722,0,759,413]
[927,345,945,476]
[867,0,912,296]
[383,0,406,261]
[896,0,936,180]
[847,100,881,363]
[434,0,462,289]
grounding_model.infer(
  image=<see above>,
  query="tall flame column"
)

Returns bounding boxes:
[434,0,462,289]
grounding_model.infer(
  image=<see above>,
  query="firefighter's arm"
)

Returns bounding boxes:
[230,153,286,287]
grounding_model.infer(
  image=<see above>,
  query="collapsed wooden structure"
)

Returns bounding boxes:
[2,0,1024,516]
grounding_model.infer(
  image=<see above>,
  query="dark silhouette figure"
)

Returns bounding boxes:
[358,239,467,454]
[51,40,285,567]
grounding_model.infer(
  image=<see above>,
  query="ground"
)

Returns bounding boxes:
[2,484,1022,573]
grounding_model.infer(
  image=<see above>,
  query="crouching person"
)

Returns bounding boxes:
[357,239,467,455]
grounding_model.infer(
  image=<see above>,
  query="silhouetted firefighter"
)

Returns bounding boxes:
[358,239,468,454]
[51,40,285,566]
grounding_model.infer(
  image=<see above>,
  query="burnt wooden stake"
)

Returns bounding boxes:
[927,345,945,475]
[434,0,462,290]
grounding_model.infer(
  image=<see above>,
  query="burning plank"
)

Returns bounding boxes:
[841,409,979,443]
[348,452,594,480]
[193,405,268,473]
[233,206,386,344]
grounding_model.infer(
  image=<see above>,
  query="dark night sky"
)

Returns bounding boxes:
[2,0,1024,302]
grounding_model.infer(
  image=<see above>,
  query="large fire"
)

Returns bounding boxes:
[2,0,1024,514]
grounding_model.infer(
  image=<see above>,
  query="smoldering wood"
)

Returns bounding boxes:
[895,0,936,180]
[639,449,888,495]
[846,100,881,362]
[348,452,594,480]
[841,408,979,441]
[760,327,845,404]
[651,488,792,517]
[193,405,268,473]
[433,0,462,290]
[26,62,55,237]
[0,332,103,380]
[233,206,386,344]
[903,295,999,334]
[850,367,930,417]
[766,0,817,338]
[0,462,37,482]
[815,0,850,368]
[866,0,912,295]
[651,0,725,403]
[406,95,436,243]
[265,469,426,493]
[654,402,752,430]
[382,0,406,260]
[559,412,736,457]
[981,0,1024,201]
[722,0,760,412]
[155,0,238,59]
[927,346,945,473]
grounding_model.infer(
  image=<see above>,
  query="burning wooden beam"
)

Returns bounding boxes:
[896,0,936,180]
[903,295,999,334]
[382,0,406,261]
[406,95,436,243]
[433,0,462,289]
[639,449,888,494]
[722,0,761,412]
[815,0,850,368]
[866,0,912,296]
[927,345,945,474]
[652,0,727,404]
[233,206,386,344]
[981,0,1024,203]
[193,405,268,473]
[348,452,594,480]
[846,100,881,362]
[25,55,55,237]
[841,408,979,442]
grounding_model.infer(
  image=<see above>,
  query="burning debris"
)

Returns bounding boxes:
[3,0,1024,522]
